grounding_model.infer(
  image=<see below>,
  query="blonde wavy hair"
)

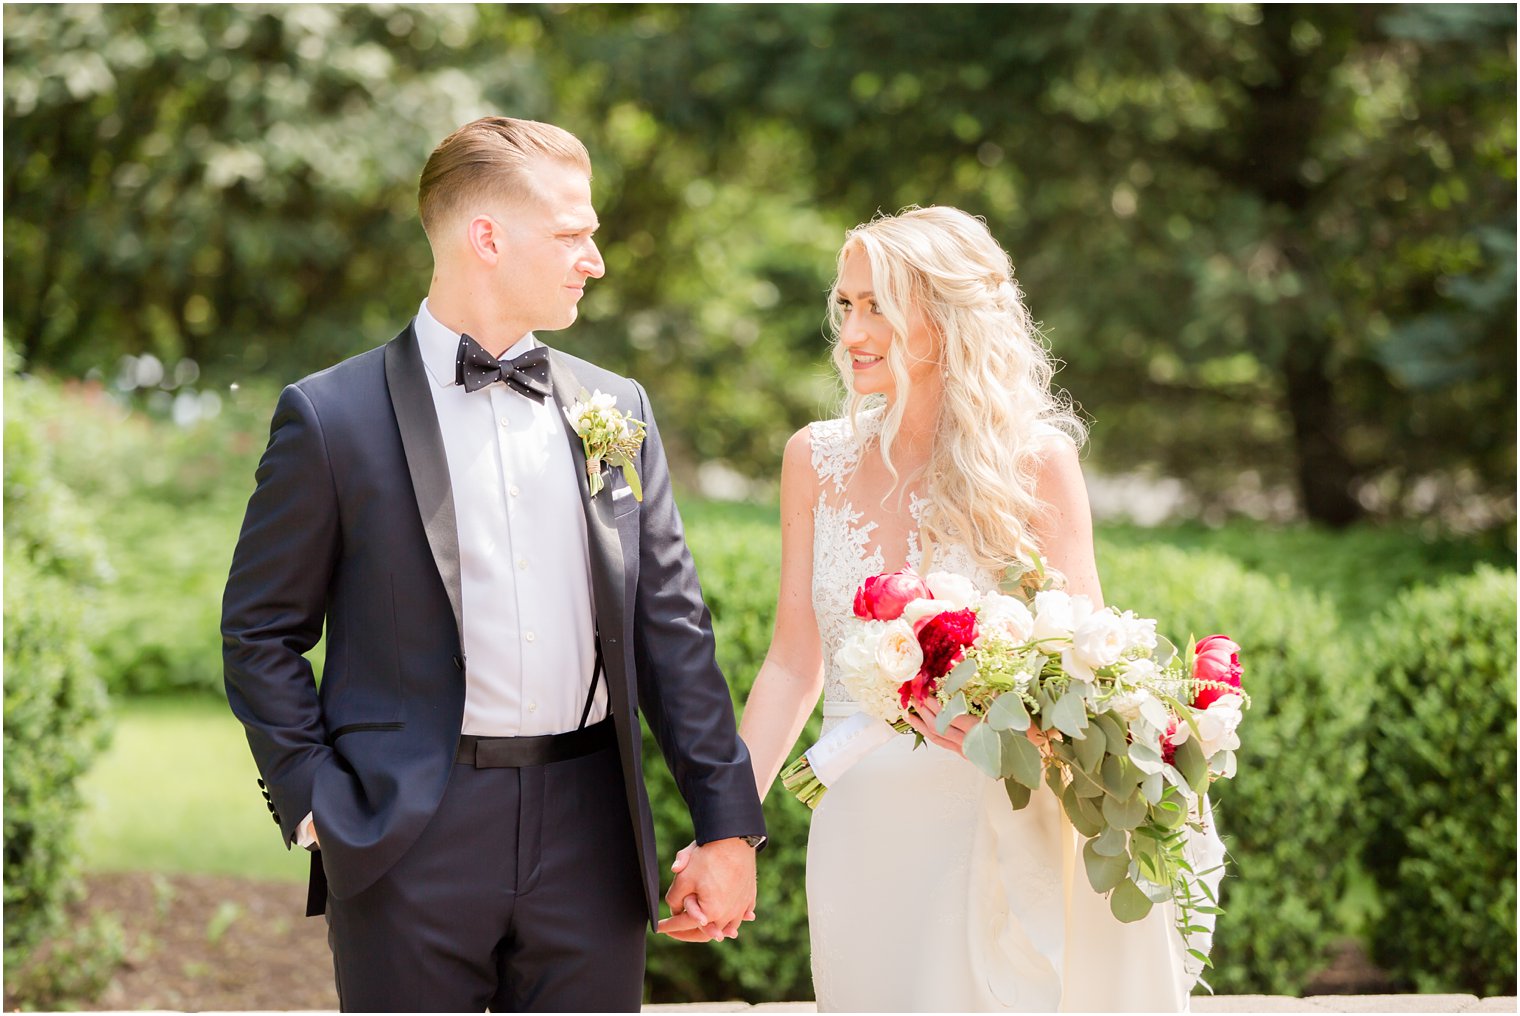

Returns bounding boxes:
[827,206,1086,571]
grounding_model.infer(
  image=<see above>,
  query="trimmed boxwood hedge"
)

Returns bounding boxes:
[1359,566,1516,996]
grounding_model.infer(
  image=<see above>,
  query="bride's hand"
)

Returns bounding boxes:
[908,696,1055,756]
[904,695,977,757]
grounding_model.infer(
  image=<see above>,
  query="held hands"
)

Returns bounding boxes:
[905,695,1053,757]
[655,839,757,943]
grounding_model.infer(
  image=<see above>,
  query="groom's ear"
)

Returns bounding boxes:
[466,214,502,264]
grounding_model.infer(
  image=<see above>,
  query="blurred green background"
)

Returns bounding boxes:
[3,2,1515,1010]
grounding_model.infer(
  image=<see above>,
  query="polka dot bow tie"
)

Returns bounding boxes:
[454,333,552,402]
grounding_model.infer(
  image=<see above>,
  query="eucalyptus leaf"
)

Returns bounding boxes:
[1109,877,1155,922]
[1094,711,1127,749]
[1075,723,1106,769]
[1070,761,1107,799]
[935,692,969,735]
[1102,788,1148,830]
[1139,695,1171,730]
[1129,741,1165,775]
[986,692,1031,732]
[962,721,1002,779]
[942,659,977,697]
[1073,792,1106,837]
[1082,838,1130,893]
[1045,762,1067,797]
[1048,686,1089,738]
[1004,778,1033,811]
[1174,733,1208,790]
[1063,784,1104,837]
[1000,729,1043,788]
[1140,771,1165,804]
[1155,798,1189,830]
[1092,824,1129,857]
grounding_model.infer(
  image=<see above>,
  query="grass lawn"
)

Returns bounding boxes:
[77,696,310,883]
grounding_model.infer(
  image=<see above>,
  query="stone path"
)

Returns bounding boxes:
[644,998,1517,1013]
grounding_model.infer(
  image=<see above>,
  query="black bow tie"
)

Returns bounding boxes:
[454,334,552,402]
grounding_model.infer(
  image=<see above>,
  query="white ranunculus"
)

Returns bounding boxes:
[978,593,1035,643]
[1072,609,1127,671]
[1032,591,1093,642]
[925,571,979,611]
[1194,696,1244,758]
[874,619,924,683]
[900,597,955,629]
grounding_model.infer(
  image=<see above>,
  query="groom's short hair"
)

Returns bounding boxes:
[418,116,591,242]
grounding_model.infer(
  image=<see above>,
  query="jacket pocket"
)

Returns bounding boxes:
[329,721,405,742]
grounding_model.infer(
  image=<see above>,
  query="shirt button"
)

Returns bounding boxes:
[517,558,528,571]
[499,417,509,428]
[509,485,520,497]
[527,701,538,713]
[525,631,535,643]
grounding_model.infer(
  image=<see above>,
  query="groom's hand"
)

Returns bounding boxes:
[657,838,756,943]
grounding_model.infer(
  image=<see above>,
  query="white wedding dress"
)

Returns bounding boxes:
[804,412,1199,1013]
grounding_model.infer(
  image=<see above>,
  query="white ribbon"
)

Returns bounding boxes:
[803,711,900,787]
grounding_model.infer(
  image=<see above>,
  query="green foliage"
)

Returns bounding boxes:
[641,499,818,1003]
[6,6,1514,525]
[2,360,113,989]
[1101,545,1364,995]
[4,913,126,1011]
[1100,521,1515,622]
[1359,566,1517,995]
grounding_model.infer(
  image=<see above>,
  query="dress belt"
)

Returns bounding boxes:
[456,717,615,768]
[822,700,862,718]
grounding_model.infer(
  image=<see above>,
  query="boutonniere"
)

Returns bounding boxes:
[564,389,647,501]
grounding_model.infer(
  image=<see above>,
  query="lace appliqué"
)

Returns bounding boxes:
[808,418,996,715]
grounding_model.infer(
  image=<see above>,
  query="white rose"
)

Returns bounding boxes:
[924,571,978,611]
[1072,609,1127,671]
[901,597,955,629]
[978,593,1035,643]
[874,619,924,684]
[1033,591,1093,642]
[1194,696,1244,757]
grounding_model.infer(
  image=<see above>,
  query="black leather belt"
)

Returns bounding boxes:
[455,717,615,768]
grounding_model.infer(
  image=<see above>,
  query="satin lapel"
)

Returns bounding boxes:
[384,324,464,644]
[547,351,630,711]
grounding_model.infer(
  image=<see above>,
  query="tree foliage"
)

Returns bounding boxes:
[4,4,1514,525]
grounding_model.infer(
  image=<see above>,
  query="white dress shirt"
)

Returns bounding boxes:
[297,301,604,849]
[414,299,604,735]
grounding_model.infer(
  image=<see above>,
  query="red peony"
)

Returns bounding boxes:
[853,569,934,622]
[1192,634,1243,709]
[899,608,979,707]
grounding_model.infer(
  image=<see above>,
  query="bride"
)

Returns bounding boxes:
[725,207,1195,1011]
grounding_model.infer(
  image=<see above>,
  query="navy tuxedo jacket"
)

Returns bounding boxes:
[221,322,765,922]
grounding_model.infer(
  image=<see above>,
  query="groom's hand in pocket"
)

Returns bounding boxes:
[657,839,757,942]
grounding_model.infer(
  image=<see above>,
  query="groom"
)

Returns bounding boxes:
[221,116,766,1011]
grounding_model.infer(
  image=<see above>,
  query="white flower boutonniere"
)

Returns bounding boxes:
[564,389,647,501]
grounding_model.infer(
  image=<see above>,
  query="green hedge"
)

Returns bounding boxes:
[641,500,817,1003]
[1099,542,1365,995]
[1360,566,1517,995]
[3,359,113,982]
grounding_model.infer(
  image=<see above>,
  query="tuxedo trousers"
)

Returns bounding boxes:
[324,740,647,1012]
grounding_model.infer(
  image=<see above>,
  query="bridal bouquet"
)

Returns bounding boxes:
[780,564,1248,975]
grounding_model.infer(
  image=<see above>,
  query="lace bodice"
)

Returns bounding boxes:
[809,412,997,711]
